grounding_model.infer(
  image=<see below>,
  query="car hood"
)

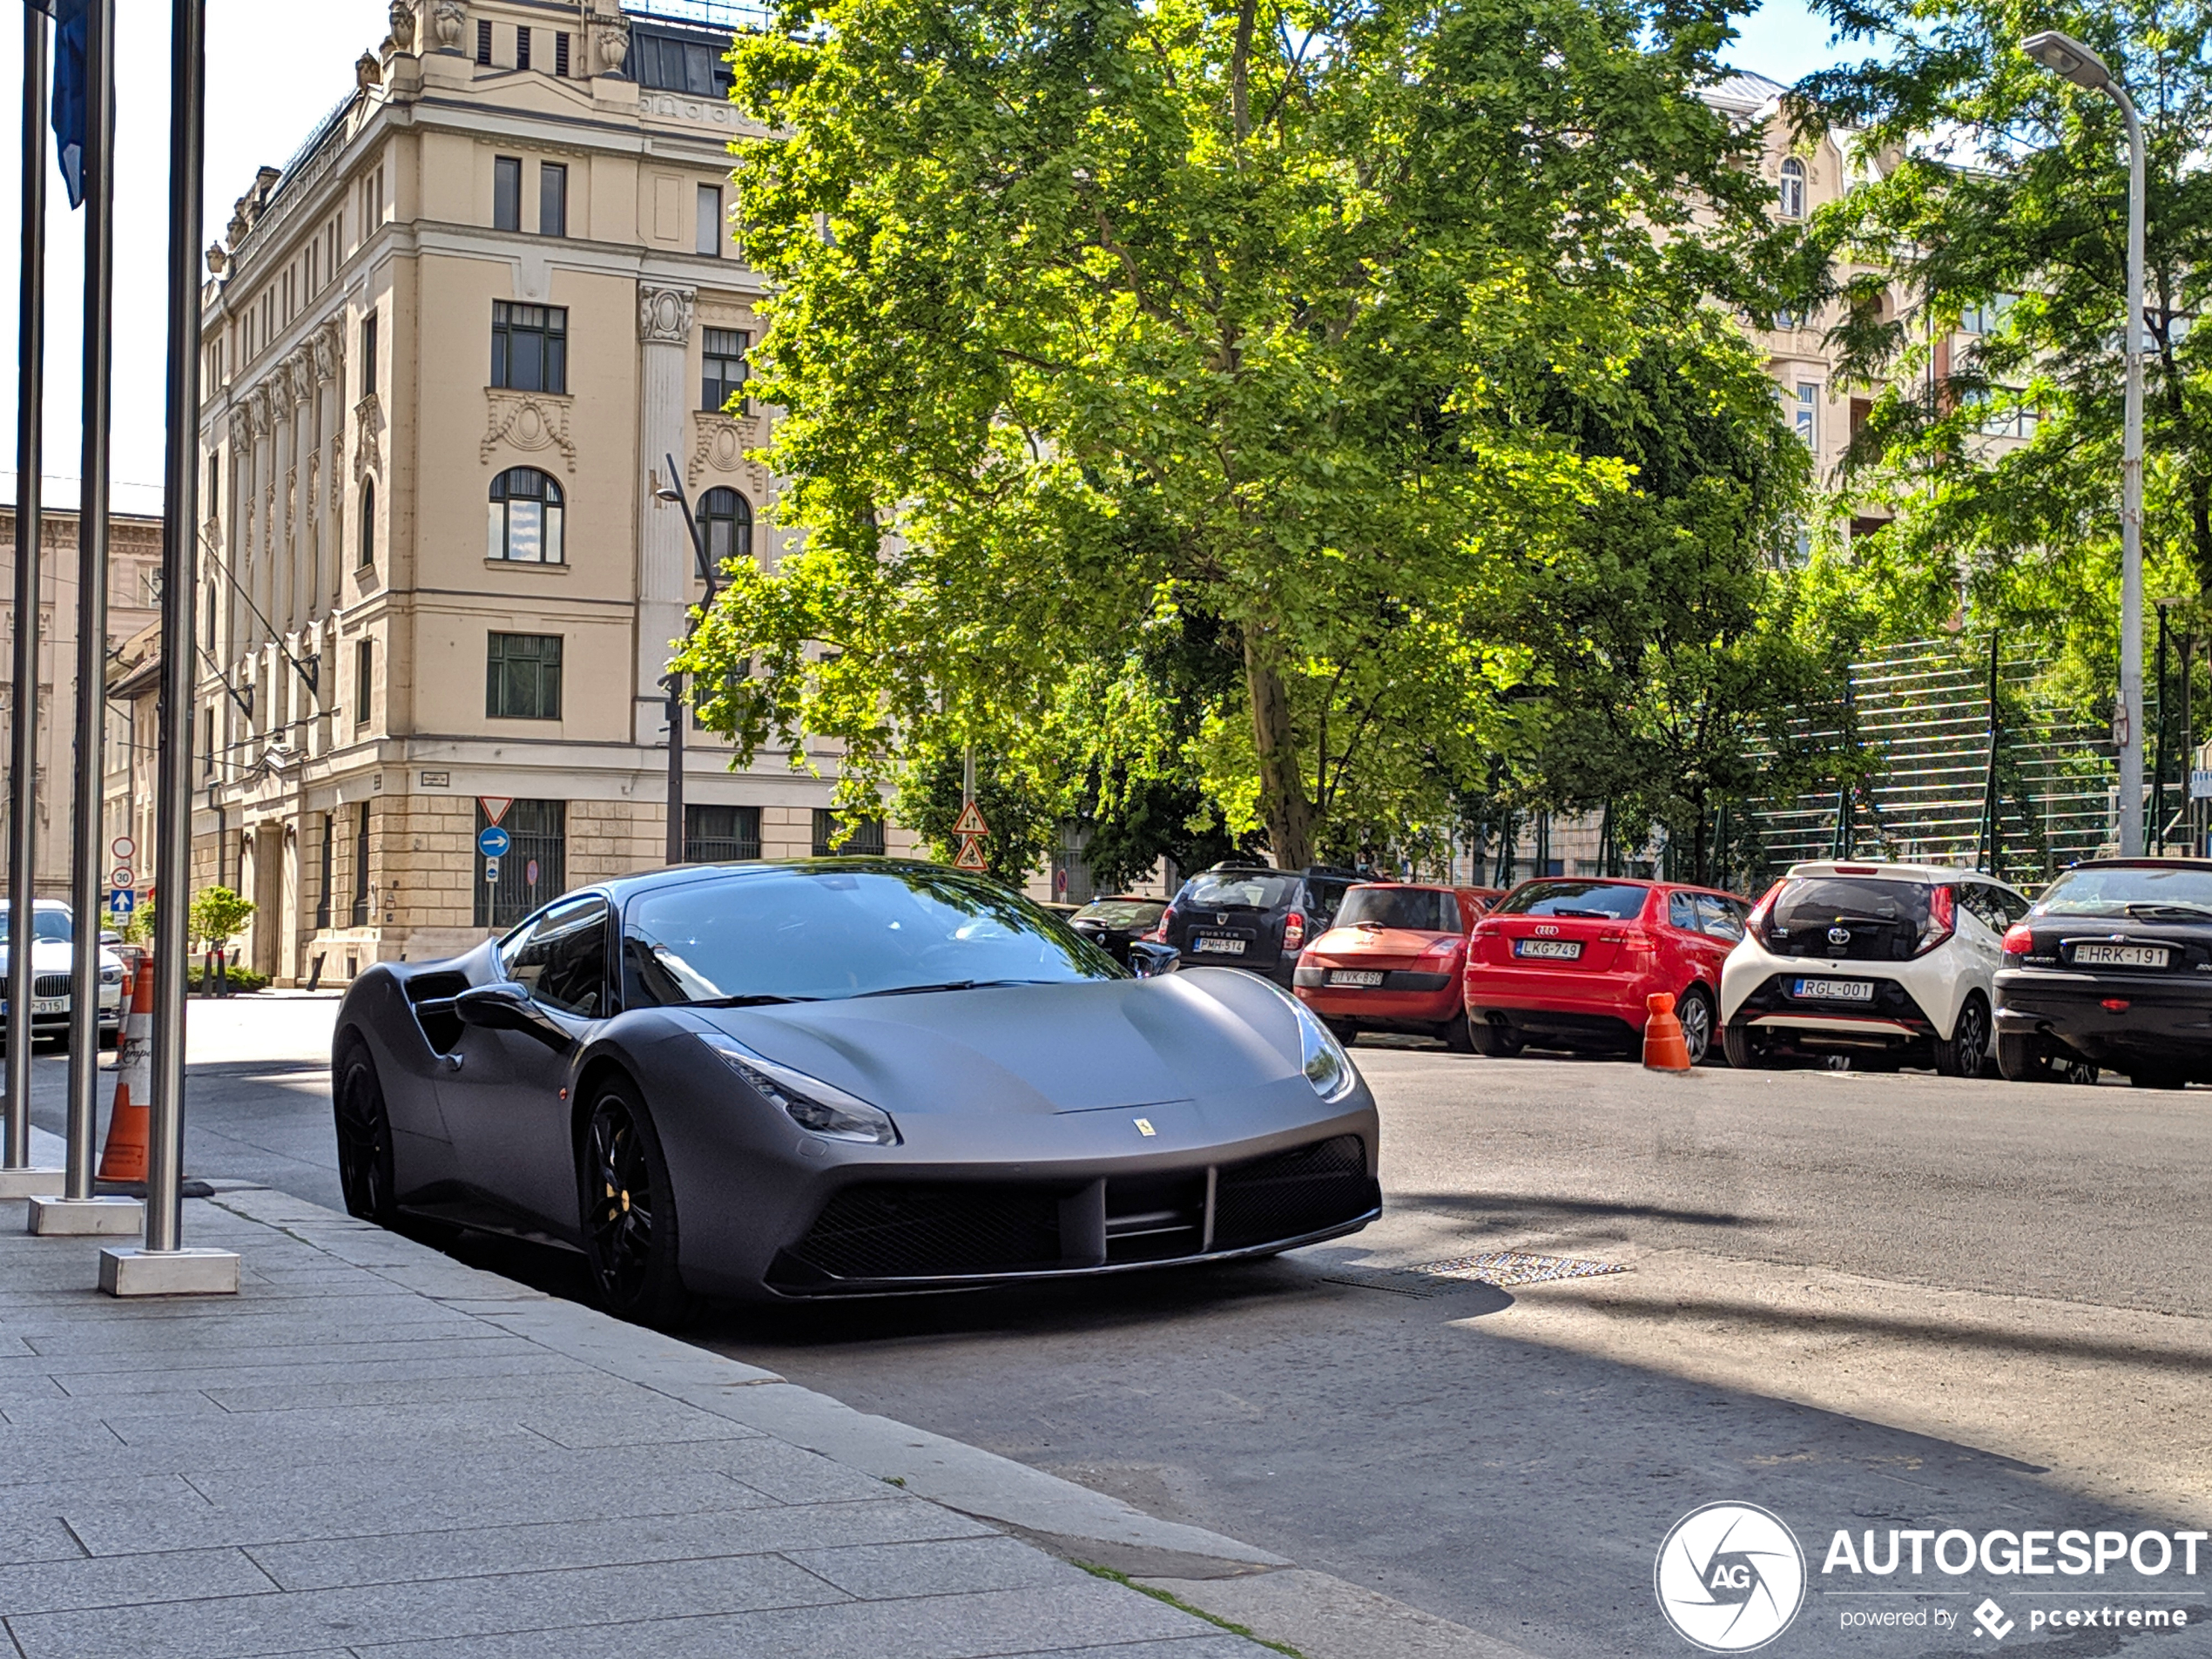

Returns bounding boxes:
[679,968,1307,1116]
[0,940,96,975]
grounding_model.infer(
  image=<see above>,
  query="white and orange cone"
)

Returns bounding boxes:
[97,957,155,1183]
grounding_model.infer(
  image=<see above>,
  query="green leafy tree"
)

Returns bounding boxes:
[685,0,1788,869]
[188,887,255,957]
[901,745,1069,887]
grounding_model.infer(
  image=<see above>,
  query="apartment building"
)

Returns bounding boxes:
[195,0,909,985]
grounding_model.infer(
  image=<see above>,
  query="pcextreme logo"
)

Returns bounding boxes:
[1656,1502,1808,1653]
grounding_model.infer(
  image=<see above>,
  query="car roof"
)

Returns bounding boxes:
[1784,860,2020,888]
[2063,857,2212,870]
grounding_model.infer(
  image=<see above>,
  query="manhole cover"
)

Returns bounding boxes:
[1320,1250,1629,1296]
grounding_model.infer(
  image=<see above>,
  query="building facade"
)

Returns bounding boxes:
[195,0,907,985]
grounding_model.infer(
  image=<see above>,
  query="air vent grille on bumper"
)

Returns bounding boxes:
[787,1184,1062,1280]
[1211,1135,1374,1251]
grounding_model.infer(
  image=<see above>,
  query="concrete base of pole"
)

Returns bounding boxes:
[29,1194,143,1235]
[98,1245,239,1297]
[0,1167,65,1199]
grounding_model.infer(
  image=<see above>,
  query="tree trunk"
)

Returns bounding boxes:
[1244,635,1315,869]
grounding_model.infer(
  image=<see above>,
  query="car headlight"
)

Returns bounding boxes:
[1251,978,1359,1103]
[100,966,124,986]
[694,1031,900,1145]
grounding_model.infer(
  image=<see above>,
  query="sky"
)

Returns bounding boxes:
[0,0,1853,504]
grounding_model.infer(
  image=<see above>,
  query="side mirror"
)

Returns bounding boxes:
[455,982,543,1033]
[1128,941,1180,979]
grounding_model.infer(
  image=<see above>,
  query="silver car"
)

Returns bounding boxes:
[0,901,126,1050]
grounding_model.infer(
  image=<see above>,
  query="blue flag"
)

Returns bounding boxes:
[29,0,89,209]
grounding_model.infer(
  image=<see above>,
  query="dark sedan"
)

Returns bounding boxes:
[1066,895,1170,968]
[1995,858,2212,1088]
[331,860,1380,1327]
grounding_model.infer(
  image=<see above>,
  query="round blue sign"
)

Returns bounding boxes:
[477,826,512,858]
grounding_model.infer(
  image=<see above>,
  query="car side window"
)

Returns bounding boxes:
[1960,883,2006,934]
[1995,886,2032,924]
[1696,894,1744,941]
[509,895,610,1018]
[1667,892,1699,931]
[1308,881,1349,926]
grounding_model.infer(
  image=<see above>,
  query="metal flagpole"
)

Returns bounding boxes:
[3,1,61,1198]
[652,454,715,867]
[102,0,233,1293]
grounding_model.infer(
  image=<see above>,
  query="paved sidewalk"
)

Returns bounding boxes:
[0,1180,1278,1658]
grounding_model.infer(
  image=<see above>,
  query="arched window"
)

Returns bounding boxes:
[358,479,376,570]
[1778,158,1806,219]
[488,468,564,564]
[698,487,752,571]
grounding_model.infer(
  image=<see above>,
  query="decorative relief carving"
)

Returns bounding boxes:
[594,9,631,75]
[432,0,465,51]
[688,410,771,493]
[354,394,384,483]
[247,386,272,436]
[637,285,696,345]
[329,435,346,509]
[388,0,417,52]
[313,320,342,383]
[227,408,253,450]
[481,390,576,472]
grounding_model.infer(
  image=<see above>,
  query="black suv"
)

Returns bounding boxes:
[1161,862,1357,986]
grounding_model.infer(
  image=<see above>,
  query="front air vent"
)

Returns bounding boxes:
[1211,1135,1375,1251]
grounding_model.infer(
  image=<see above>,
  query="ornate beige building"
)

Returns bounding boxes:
[194,0,903,985]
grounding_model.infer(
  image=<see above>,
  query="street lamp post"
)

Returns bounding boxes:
[2023,30,2148,856]
[653,455,718,866]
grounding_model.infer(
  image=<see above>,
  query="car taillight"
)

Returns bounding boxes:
[1743,882,1781,934]
[1618,927,1656,954]
[1150,906,1176,942]
[1915,885,1956,957]
[1282,911,1307,951]
[2001,922,2034,956]
[1472,920,1501,938]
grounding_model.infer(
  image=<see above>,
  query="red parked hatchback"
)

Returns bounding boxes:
[1462,877,1753,1063]
[1293,883,1502,1049]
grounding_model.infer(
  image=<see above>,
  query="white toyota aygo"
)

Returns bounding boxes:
[1719,861,2033,1075]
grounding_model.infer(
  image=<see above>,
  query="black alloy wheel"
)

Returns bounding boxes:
[1439,1015,1475,1054]
[1933,993,1992,1079]
[1676,986,1716,1066]
[1466,1013,1523,1057]
[580,1078,695,1329]
[333,1034,397,1224]
[1721,1021,1769,1069]
[1996,1031,2056,1083]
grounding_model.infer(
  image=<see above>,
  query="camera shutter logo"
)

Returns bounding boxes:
[1655,1502,1806,1652]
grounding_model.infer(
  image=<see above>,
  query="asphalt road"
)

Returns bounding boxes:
[24,1003,2212,1656]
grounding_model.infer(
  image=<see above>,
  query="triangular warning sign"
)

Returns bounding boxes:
[953,837,988,871]
[953,801,989,837]
[478,796,513,826]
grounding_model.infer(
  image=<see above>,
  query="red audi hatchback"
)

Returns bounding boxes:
[1461,877,1753,1063]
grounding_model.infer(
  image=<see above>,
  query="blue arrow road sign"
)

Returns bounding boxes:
[478,826,512,858]
[109,890,136,918]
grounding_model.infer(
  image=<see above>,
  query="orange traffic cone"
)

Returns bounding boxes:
[1642,990,1692,1073]
[97,957,155,1183]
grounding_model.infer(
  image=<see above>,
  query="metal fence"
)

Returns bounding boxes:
[1745,638,2115,885]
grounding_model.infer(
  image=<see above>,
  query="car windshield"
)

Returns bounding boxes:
[1337,887,1457,932]
[0,907,73,944]
[1181,871,1298,911]
[2034,865,2212,918]
[1072,900,1165,931]
[624,867,1122,1004]
[1493,881,1649,921]
[1772,877,1932,930]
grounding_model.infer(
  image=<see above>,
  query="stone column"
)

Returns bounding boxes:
[635,284,695,744]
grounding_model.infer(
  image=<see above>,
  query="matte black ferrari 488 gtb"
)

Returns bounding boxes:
[331,860,1381,1325]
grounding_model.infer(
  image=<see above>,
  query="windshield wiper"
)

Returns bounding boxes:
[850,978,1060,999]
[689,993,820,1008]
[2123,901,2212,920]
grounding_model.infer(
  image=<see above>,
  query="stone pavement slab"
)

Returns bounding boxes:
[0,1188,1280,1659]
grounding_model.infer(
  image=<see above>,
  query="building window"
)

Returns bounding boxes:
[491,302,567,394]
[1794,382,1818,451]
[487,632,563,720]
[1960,294,2017,336]
[354,638,373,730]
[631,30,735,98]
[351,802,372,927]
[493,156,522,233]
[202,705,215,778]
[685,803,762,864]
[362,308,379,397]
[697,185,722,257]
[702,327,748,414]
[358,479,376,570]
[540,163,568,239]
[516,26,532,71]
[555,31,571,78]
[1778,158,1806,219]
[475,799,567,930]
[488,468,566,563]
[476,17,493,64]
[206,452,219,511]
[698,488,752,570]
[813,809,886,858]
[314,813,334,930]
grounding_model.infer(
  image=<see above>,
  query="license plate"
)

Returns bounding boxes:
[2073,943,2168,968]
[32,997,65,1015]
[1191,935,1247,955]
[1329,969,1386,988]
[1514,940,1581,960]
[1791,977,1874,1002]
